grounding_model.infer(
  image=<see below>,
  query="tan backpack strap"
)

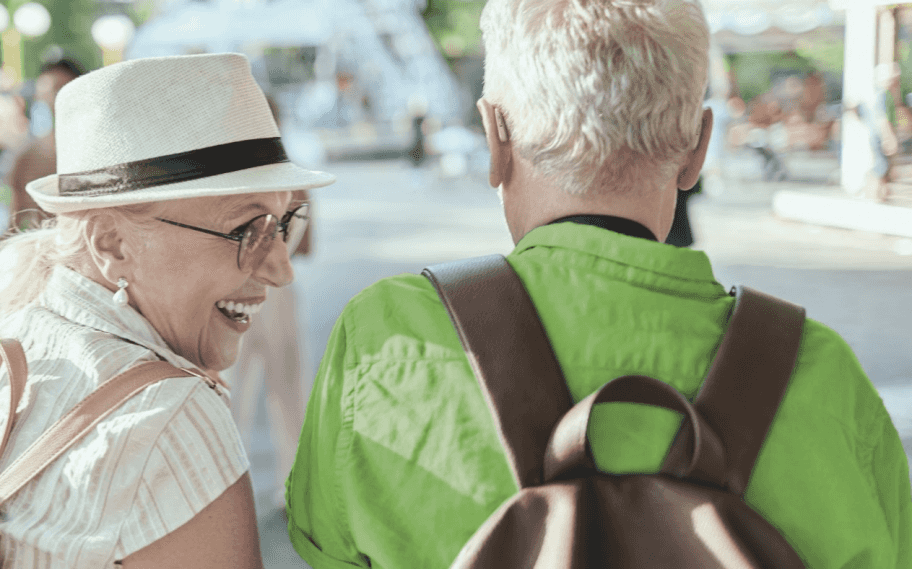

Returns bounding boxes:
[423,255,574,489]
[0,360,188,507]
[0,339,28,465]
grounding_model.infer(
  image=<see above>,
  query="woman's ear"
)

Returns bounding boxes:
[84,212,132,286]
[477,98,512,189]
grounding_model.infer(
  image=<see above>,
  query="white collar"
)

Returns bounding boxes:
[40,266,198,371]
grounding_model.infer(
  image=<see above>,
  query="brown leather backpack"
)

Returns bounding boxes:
[423,254,808,568]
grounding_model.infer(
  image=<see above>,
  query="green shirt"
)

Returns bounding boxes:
[287,222,912,568]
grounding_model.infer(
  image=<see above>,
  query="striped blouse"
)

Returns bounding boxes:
[0,266,249,567]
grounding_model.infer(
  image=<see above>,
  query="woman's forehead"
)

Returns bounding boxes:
[161,191,292,220]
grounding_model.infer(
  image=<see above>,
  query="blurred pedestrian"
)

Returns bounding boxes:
[220,94,314,515]
[0,92,28,156]
[0,53,335,568]
[4,57,84,232]
[407,93,428,167]
[868,63,901,202]
[747,95,788,182]
[0,93,28,229]
[799,70,826,124]
[285,0,911,567]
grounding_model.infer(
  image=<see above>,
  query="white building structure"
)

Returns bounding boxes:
[702,0,905,197]
[828,0,898,195]
[126,0,466,126]
[129,0,906,198]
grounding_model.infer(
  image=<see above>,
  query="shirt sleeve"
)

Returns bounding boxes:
[869,406,912,567]
[117,379,250,557]
[286,311,368,568]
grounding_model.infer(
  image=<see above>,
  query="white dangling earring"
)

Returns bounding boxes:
[113,278,129,307]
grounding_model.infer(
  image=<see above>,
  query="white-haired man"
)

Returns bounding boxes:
[286,0,912,567]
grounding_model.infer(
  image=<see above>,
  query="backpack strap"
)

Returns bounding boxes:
[423,255,574,489]
[0,339,29,466]
[0,360,199,507]
[661,286,805,495]
[424,256,805,496]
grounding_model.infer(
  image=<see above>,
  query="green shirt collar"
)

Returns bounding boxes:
[513,221,722,290]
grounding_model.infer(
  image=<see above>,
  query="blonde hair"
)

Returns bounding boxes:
[480,0,710,195]
[0,203,163,314]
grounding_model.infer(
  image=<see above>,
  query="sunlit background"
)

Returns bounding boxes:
[0,1,910,567]
[0,0,910,212]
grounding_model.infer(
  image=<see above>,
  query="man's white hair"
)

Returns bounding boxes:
[480,0,710,195]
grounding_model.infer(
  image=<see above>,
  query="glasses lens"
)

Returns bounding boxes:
[282,204,310,243]
[238,214,278,272]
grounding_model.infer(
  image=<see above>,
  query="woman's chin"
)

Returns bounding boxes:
[191,336,241,374]
[198,345,240,373]
[190,305,252,371]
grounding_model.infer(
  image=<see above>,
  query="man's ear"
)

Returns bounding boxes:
[477,98,512,189]
[677,107,713,191]
[84,213,132,286]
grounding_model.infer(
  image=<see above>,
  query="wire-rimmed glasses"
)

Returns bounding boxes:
[156,203,309,272]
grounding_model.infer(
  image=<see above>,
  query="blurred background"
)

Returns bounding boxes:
[0,1,910,567]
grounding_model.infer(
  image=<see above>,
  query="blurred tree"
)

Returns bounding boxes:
[898,39,912,107]
[796,32,844,78]
[728,51,815,104]
[422,0,484,63]
[3,0,100,78]
[131,0,158,26]
[1,0,152,79]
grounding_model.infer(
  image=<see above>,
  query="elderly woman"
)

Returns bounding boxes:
[0,53,334,568]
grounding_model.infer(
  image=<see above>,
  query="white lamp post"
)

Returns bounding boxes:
[92,15,136,66]
[0,6,10,33]
[1,3,51,84]
[0,5,14,87]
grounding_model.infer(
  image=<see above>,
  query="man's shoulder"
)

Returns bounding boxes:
[787,316,886,428]
[344,272,438,321]
[349,272,437,305]
[338,272,461,357]
[797,317,867,377]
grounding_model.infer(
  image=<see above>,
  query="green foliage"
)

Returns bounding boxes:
[795,32,844,77]
[899,39,912,104]
[1,0,150,80]
[131,0,158,27]
[2,0,100,78]
[729,51,815,103]
[422,0,485,61]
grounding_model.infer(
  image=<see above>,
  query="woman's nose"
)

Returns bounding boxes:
[253,237,294,288]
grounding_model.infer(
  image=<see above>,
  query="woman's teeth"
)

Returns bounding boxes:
[216,300,262,322]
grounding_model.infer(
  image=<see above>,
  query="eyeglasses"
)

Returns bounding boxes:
[156,203,309,272]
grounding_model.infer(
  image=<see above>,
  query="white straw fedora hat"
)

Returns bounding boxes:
[26,52,335,214]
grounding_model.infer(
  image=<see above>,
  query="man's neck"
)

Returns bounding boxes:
[505,164,678,244]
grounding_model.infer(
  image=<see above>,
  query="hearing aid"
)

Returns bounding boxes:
[494,108,509,143]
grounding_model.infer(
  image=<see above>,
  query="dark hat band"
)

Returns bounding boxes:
[58,137,289,197]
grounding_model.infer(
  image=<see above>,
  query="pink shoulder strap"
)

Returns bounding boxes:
[0,339,29,466]
[0,352,197,507]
